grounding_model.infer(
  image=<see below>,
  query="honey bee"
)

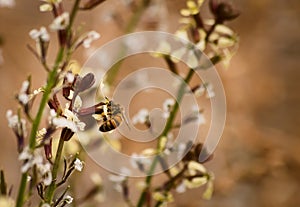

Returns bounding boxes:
[96,97,128,132]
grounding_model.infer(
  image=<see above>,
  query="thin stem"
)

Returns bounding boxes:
[44,138,65,203]
[16,173,27,207]
[67,0,81,43]
[106,0,151,85]
[136,69,195,207]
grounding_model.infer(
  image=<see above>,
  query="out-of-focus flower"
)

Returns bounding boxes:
[37,162,52,186]
[29,27,50,42]
[74,158,84,171]
[153,191,174,203]
[109,167,131,192]
[6,110,26,152]
[175,181,186,193]
[132,108,149,125]
[41,203,50,207]
[83,31,101,48]
[39,3,53,12]
[0,0,15,8]
[162,98,175,119]
[91,173,103,186]
[152,41,171,57]
[180,0,204,16]
[0,196,15,207]
[205,83,215,98]
[39,0,62,12]
[130,153,151,171]
[49,12,70,31]
[17,80,30,105]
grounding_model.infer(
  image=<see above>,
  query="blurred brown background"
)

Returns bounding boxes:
[0,0,299,206]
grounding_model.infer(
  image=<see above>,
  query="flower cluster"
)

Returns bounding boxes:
[3,0,106,206]
[3,0,240,206]
[177,0,240,67]
[19,147,52,186]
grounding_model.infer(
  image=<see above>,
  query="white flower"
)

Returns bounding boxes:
[0,0,15,8]
[175,29,189,41]
[109,167,131,192]
[130,153,151,170]
[64,195,73,204]
[18,147,32,161]
[6,110,18,128]
[74,158,84,172]
[132,108,149,125]
[184,176,208,188]
[6,110,27,138]
[91,173,103,185]
[18,147,53,185]
[40,3,53,12]
[41,169,52,186]
[83,31,101,48]
[188,161,207,174]
[163,98,175,111]
[176,181,186,193]
[41,203,51,207]
[65,72,75,83]
[162,98,175,119]
[194,85,205,97]
[17,80,30,105]
[52,108,85,132]
[153,192,174,203]
[49,12,69,31]
[29,27,50,42]
[156,41,171,55]
[177,142,187,160]
[205,83,215,98]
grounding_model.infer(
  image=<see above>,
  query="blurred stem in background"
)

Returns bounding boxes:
[105,0,151,85]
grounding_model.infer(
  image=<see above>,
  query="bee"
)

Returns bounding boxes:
[77,97,129,132]
[95,97,128,132]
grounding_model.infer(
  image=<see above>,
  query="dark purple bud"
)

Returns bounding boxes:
[15,133,24,153]
[61,127,74,141]
[74,73,95,93]
[44,139,52,160]
[62,86,72,100]
[209,0,240,22]
[122,180,129,201]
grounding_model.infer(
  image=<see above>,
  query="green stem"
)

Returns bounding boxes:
[16,47,64,207]
[44,138,65,203]
[106,0,151,85]
[16,0,81,205]
[136,69,195,207]
[67,0,81,41]
[16,173,27,207]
